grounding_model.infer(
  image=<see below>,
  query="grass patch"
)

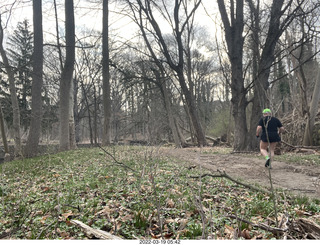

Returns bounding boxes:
[0,146,319,240]
[277,152,320,166]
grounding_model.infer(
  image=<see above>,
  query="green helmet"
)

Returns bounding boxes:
[263,108,271,114]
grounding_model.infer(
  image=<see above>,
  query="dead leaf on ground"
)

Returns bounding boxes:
[166,199,175,208]
[40,215,50,224]
[240,229,251,239]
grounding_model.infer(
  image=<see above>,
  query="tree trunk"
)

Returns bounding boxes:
[69,79,76,149]
[303,69,320,145]
[59,0,75,151]
[160,78,182,147]
[102,0,112,145]
[25,0,43,157]
[80,81,93,145]
[286,33,309,118]
[0,102,9,155]
[217,0,247,151]
[249,0,287,149]
[0,14,22,157]
[177,71,207,146]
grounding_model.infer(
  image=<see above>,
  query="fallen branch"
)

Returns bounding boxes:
[292,218,320,239]
[190,170,271,194]
[37,220,56,239]
[70,220,122,240]
[97,144,137,172]
[281,141,320,151]
[226,214,288,236]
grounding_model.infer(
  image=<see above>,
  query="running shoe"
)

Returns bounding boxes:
[265,158,270,168]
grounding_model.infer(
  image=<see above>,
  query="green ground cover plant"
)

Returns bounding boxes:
[0,146,319,240]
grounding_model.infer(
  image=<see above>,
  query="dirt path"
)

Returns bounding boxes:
[160,147,320,199]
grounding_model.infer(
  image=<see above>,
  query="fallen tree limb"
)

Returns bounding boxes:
[227,215,320,239]
[226,214,288,236]
[70,220,122,240]
[281,141,320,151]
[190,169,271,194]
[293,218,320,239]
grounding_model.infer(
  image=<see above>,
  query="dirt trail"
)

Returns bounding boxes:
[160,147,320,199]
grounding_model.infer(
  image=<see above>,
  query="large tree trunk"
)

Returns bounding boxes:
[217,0,247,151]
[102,0,111,145]
[59,0,75,151]
[249,0,287,149]
[303,69,320,145]
[25,0,43,157]
[0,14,22,156]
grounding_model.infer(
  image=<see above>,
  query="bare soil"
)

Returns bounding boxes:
[160,147,320,199]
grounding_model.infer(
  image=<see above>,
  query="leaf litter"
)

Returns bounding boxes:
[0,146,319,240]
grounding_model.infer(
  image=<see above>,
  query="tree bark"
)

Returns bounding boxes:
[102,0,112,145]
[69,79,76,149]
[217,0,247,151]
[0,14,22,156]
[25,0,43,157]
[59,0,75,151]
[0,102,9,156]
[248,0,289,150]
[303,69,320,145]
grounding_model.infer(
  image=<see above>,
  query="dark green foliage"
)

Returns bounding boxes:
[1,19,33,129]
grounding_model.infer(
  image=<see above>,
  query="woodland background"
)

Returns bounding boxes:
[1,0,320,158]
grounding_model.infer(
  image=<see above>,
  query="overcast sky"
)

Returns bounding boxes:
[1,0,219,44]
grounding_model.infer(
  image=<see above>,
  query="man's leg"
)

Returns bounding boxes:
[260,141,271,167]
[260,141,269,157]
[269,142,277,161]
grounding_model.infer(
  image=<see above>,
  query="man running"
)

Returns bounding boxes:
[256,108,285,168]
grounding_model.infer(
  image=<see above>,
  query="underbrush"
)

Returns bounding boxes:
[277,152,320,166]
[0,146,319,240]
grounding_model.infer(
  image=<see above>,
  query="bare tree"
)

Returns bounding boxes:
[25,0,43,157]
[303,68,320,145]
[127,0,207,146]
[0,13,22,156]
[59,0,76,151]
[102,0,112,145]
[217,0,246,151]
[217,0,308,151]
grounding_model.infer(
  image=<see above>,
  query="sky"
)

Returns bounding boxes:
[0,0,219,45]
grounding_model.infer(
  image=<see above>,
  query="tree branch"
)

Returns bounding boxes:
[70,220,122,240]
[97,144,137,173]
[190,169,271,194]
[226,214,288,235]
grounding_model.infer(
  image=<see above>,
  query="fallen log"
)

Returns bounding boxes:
[70,220,122,240]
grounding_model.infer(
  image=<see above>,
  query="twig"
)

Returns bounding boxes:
[150,171,164,239]
[97,144,137,172]
[226,214,288,236]
[37,220,56,239]
[190,170,271,194]
[287,188,316,193]
[267,166,279,229]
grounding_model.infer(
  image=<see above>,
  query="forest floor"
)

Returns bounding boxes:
[160,147,320,200]
[1,145,320,239]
